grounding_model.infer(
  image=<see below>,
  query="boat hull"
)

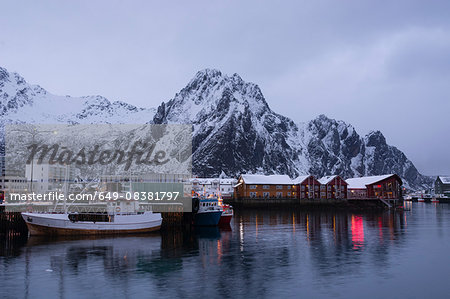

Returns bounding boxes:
[219,214,232,226]
[194,211,222,226]
[24,222,161,235]
[21,212,162,236]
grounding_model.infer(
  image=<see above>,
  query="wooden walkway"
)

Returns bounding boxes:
[226,197,404,210]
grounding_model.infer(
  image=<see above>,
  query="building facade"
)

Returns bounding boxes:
[346,174,403,199]
[294,175,321,199]
[234,174,295,199]
[0,175,29,200]
[190,178,237,198]
[25,162,75,193]
[435,176,450,195]
[318,175,348,199]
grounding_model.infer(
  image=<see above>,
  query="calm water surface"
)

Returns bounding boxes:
[1,202,450,299]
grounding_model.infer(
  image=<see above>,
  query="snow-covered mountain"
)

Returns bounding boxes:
[0,66,430,189]
[0,66,155,124]
[153,69,429,189]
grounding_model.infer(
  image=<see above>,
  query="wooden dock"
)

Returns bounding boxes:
[225,197,404,210]
[0,210,28,236]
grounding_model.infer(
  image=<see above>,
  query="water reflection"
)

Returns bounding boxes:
[1,204,450,298]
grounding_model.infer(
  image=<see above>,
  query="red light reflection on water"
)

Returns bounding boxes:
[377,216,384,243]
[351,215,365,250]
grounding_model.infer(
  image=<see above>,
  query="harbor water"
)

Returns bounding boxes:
[1,202,450,298]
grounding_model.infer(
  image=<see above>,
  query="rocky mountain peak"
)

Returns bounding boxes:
[154,69,270,125]
[365,130,387,147]
[0,67,10,82]
[0,67,35,116]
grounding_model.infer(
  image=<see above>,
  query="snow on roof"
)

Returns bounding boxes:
[346,174,395,189]
[190,178,237,184]
[220,178,237,184]
[318,175,338,185]
[241,174,293,185]
[190,178,219,184]
[439,176,450,184]
[293,175,317,184]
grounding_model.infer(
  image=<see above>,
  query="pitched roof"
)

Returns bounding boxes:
[190,178,237,184]
[318,175,338,185]
[240,174,293,185]
[220,178,238,184]
[293,175,318,184]
[438,176,450,184]
[346,174,396,189]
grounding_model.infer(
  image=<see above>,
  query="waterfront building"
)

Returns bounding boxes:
[218,178,238,198]
[346,174,402,199]
[234,174,295,199]
[190,177,237,198]
[293,175,321,199]
[435,176,450,196]
[0,175,29,200]
[318,175,348,199]
[25,161,76,193]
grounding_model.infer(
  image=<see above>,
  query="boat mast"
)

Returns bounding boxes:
[63,164,69,214]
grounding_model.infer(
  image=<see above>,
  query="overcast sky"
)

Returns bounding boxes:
[1,0,449,175]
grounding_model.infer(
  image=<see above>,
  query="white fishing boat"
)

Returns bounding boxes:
[21,197,162,235]
[21,171,162,235]
[21,209,162,236]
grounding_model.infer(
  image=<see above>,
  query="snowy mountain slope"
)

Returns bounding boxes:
[0,66,155,124]
[0,66,430,188]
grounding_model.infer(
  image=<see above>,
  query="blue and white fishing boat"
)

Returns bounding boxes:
[193,196,222,226]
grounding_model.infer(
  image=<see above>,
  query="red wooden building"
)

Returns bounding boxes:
[346,174,402,199]
[318,175,348,199]
[234,174,296,199]
[293,175,321,199]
